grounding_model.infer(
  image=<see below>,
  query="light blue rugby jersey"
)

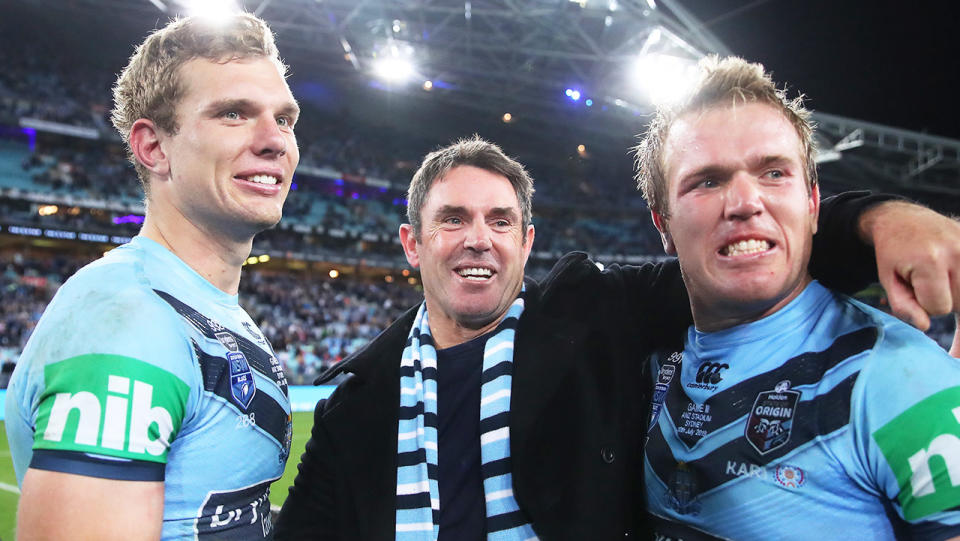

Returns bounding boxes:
[644,281,960,541]
[5,235,292,540]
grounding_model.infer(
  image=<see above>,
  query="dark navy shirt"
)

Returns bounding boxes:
[436,332,488,541]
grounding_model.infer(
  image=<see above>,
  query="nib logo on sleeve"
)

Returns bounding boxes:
[35,354,190,462]
[874,386,960,520]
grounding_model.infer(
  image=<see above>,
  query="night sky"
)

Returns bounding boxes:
[681,0,960,139]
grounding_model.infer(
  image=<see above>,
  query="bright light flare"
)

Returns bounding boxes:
[373,56,415,83]
[631,53,698,106]
[564,88,582,101]
[184,0,240,24]
[329,269,340,279]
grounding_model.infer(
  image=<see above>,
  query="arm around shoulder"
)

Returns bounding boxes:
[18,468,164,541]
[274,399,340,540]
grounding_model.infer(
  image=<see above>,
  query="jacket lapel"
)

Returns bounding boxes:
[319,305,418,539]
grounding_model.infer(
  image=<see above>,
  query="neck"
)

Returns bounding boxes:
[691,275,813,333]
[426,307,506,350]
[140,209,252,295]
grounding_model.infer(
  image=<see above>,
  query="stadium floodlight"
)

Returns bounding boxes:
[372,42,418,84]
[631,53,698,106]
[182,0,239,24]
[373,56,415,83]
[565,88,582,101]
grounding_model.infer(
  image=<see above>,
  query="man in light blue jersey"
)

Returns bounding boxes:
[5,12,300,540]
[637,56,960,540]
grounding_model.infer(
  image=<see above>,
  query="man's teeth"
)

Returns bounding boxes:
[724,239,770,256]
[458,267,493,280]
[243,174,279,185]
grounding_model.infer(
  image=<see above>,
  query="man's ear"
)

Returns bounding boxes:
[399,224,420,268]
[521,224,535,264]
[809,182,821,235]
[651,210,677,255]
[129,119,169,178]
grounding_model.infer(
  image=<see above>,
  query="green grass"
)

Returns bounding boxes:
[1,421,18,541]
[0,411,316,539]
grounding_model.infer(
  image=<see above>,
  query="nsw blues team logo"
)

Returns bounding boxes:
[228,351,256,410]
[746,380,799,454]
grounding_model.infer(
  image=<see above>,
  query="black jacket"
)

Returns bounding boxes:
[274,254,691,540]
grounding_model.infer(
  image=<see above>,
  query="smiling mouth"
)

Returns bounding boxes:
[237,174,280,185]
[721,239,772,256]
[456,267,495,281]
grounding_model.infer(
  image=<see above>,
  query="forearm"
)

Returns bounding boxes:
[810,191,903,293]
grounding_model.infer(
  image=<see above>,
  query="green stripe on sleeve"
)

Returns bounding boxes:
[33,354,191,463]
[873,385,960,520]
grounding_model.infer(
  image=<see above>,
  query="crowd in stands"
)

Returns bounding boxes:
[0,254,423,387]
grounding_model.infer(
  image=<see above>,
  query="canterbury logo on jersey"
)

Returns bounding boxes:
[34,354,190,462]
[874,385,960,520]
[695,362,728,384]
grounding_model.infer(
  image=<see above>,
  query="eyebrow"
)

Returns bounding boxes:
[755,155,794,168]
[432,205,519,220]
[487,207,519,220]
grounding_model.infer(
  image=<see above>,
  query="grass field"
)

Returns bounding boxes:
[0,410,315,540]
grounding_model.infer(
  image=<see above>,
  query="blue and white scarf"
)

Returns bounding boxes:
[395,290,538,541]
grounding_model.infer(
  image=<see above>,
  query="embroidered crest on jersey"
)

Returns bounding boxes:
[746,380,800,454]
[228,351,256,410]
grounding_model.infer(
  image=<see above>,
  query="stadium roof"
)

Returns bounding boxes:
[10,0,960,200]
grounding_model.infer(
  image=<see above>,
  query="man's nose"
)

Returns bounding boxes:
[723,173,763,221]
[252,115,287,158]
[463,221,492,251]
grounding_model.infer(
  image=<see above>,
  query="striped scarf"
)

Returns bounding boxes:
[395,290,538,541]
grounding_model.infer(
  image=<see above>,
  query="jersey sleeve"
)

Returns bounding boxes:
[539,251,691,350]
[17,279,195,481]
[852,317,960,535]
[810,191,904,294]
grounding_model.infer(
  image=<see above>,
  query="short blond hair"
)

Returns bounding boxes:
[111,13,286,193]
[634,55,817,218]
